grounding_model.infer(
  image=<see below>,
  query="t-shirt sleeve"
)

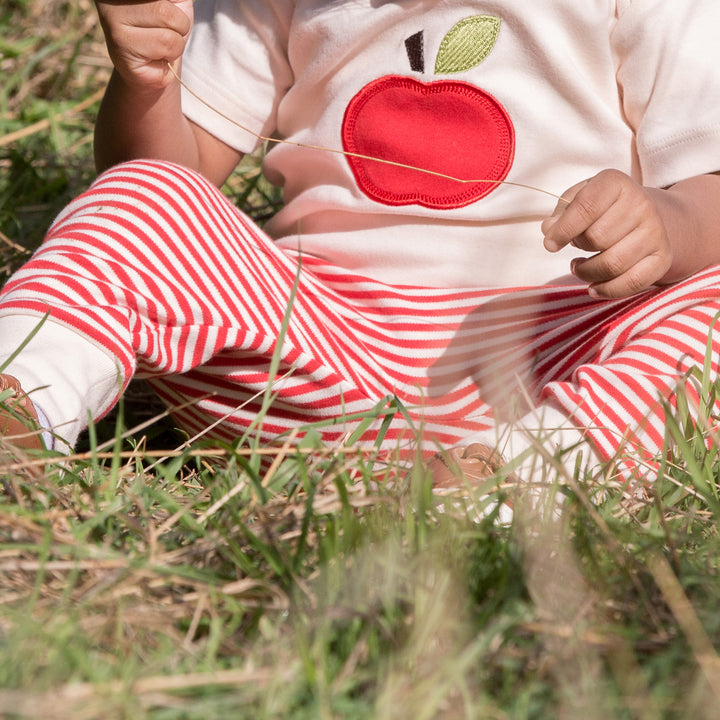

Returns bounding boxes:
[612,0,720,187]
[180,0,294,155]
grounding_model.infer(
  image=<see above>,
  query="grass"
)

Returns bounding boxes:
[2,1,720,718]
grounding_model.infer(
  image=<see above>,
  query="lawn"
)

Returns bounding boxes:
[2,2,720,718]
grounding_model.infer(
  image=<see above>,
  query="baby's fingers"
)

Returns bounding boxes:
[540,179,586,236]
[96,0,193,86]
[583,259,667,298]
[572,239,672,298]
[543,170,628,252]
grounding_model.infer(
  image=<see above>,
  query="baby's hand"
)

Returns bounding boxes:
[542,169,673,299]
[94,0,193,89]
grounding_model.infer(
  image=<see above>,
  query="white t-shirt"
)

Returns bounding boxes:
[181,0,720,288]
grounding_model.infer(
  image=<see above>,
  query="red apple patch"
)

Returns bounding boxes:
[341,15,515,210]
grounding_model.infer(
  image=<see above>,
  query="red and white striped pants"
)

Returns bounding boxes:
[2,160,720,471]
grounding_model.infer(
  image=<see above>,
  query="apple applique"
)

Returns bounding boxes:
[341,15,515,210]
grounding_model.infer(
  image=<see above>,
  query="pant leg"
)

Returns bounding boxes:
[541,268,720,478]
[445,270,720,481]
[0,160,501,450]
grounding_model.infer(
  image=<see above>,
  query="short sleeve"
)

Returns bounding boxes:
[180,0,295,155]
[612,0,720,187]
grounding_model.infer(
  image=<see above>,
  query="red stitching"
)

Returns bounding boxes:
[341,75,515,209]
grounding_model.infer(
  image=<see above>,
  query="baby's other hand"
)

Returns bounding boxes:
[541,169,673,299]
[94,0,193,89]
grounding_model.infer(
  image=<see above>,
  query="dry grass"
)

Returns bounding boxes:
[0,0,109,254]
[0,0,108,114]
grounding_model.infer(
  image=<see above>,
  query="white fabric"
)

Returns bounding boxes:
[181,0,720,289]
[461,405,603,485]
[0,315,121,450]
[30,403,53,451]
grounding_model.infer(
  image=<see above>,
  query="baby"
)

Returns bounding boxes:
[2,1,720,487]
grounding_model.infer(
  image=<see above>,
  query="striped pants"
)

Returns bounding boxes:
[2,160,720,475]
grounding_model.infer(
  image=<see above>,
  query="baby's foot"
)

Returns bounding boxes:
[426,443,517,524]
[0,374,44,450]
[426,442,513,488]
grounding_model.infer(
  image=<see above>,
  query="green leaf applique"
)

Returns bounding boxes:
[435,15,501,75]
